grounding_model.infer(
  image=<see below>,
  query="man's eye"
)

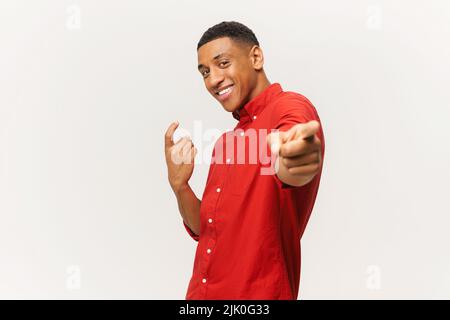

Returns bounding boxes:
[219,61,229,67]
[201,70,209,77]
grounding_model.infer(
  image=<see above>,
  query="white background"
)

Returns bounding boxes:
[1,0,449,299]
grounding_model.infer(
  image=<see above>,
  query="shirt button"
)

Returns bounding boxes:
[216,187,221,193]
[226,158,231,164]
[202,278,207,284]
[207,248,212,254]
[208,218,213,224]
[240,132,245,137]
[253,115,257,120]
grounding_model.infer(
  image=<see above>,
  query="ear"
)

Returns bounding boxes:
[249,45,264,71]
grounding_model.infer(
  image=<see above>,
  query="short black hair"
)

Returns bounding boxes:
[197,21,259,50]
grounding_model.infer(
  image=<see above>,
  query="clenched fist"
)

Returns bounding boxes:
[164,121,197,192]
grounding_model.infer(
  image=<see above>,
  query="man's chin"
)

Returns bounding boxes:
[221,101,243,113]
[221,103,238,113]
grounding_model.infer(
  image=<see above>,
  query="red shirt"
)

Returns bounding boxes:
[183,83,325,299]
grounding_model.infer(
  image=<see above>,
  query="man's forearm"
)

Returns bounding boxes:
[173,184,201,236]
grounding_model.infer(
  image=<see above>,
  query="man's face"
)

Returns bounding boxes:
[197,37,258,113]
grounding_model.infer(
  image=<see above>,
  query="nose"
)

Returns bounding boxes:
[207,68,225,92]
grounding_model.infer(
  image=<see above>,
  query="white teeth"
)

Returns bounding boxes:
[218,86,232,95]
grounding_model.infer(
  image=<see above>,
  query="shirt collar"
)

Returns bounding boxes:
[232,83,283,122]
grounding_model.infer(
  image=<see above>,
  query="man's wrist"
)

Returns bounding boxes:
[171,182,190,195]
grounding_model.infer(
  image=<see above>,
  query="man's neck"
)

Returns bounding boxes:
[248,76,271,102]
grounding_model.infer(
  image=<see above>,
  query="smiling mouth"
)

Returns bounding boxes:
[216,85,234,102]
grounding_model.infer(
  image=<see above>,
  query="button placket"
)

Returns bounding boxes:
[205,237,216,260]
[200,162,228,291]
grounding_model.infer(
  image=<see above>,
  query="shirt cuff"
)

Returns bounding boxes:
[183,221,200,242]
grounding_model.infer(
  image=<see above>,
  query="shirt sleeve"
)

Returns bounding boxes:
[183,220,200,242]
[273,93,320,132]
[271,93,324,189]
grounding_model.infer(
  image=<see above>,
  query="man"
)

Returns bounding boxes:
[164,21,325,299]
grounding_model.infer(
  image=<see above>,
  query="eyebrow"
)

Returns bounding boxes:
[197,52,227,71]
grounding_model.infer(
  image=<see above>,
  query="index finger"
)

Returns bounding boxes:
[298,120,320,140]
[164,121,179,148]
[280,135,320,158]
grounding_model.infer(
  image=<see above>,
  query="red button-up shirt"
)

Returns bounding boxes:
[183,83,325,299]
